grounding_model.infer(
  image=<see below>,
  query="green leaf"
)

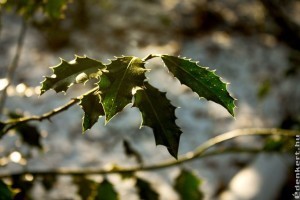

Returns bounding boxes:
[73,176,97,200]
[2,0,70,19]
[134,82,182,159]
[95,179,119,200]
[41,55,105,95]
[0,180,13,200]
[9,112,42,149]
[263,136,295,152]
[161,55,235,116]
[174,169,203,200]
[16,123,42,149]
[135,178,159,200]
[79,92,105,132]
[44,0,69,19]
[98,56,147,123]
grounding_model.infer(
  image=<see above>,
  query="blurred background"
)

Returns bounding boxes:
[0,0,299,199]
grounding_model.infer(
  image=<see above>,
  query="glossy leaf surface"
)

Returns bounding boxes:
[134,82,181,158]
[161,55,235,116]
[98,56,147,122]
[41,56,105,94]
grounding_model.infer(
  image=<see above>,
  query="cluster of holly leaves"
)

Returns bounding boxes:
[0,54,235,199]
[0,0,70,19]
[40,54,236,158]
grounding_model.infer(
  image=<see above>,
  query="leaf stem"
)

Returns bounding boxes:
[142,54,160,62]
[1,87,98,135]
[0,128,297,178]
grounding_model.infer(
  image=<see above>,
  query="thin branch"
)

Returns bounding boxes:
[0,18,27,115]
[0,8,2,39]
[1,87,98,134]
[0,128,297,178]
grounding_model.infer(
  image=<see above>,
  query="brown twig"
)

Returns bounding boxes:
[1,87,98,135]
[0,128,297,178]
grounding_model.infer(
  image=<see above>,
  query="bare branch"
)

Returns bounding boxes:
[1,87,98,135]
[0,128,297,178]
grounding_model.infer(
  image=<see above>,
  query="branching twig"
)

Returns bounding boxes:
[0,18,27,115]
[1,87,98,135]
[0,128,297,178]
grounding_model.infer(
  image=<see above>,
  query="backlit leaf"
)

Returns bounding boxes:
[135,178,159,200]
[174,169,203,200]
[41,55,105,95]
[98,56,147,123]
[134,82,181,159]
[95,179,119,200]
[79,92,105,132]
[38,54,236,158]
[161,55,235,116]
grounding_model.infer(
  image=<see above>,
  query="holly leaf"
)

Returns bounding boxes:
[41,55,105,95]
[0,180,13,200]
[73,176,96,200]
[174,169,203,200]
[79,92,105,132]
[134,82,181,159]
[98,56,147,123]
[95,179,119,200]
[9,112,42,149]
[161,55,235,116]
[16,123,42,149]
[135,178,159,200]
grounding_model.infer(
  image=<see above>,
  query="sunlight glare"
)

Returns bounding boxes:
[16,83,26,93]
[25,89,34,97]
[9,151,22,163]
[0,78,8,91]
[0,0,7,4]
[24,174,34,181]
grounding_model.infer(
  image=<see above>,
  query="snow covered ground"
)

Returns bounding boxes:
[0,0,299,199]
